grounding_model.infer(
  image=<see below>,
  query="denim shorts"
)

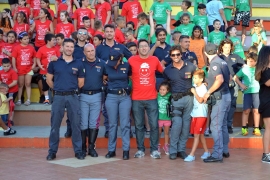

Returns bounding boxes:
[243,93,259,110]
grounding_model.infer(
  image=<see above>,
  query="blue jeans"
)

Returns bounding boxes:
[132,99,159,153]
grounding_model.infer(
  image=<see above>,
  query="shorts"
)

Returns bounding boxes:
[243,93,259,110]
[190,117,207,134]
[41,75,50,91]
[234,11,250,27]
[119,1,127,9]
[1,114,9,123]
[8,0,18,5]
[158,120,171,127]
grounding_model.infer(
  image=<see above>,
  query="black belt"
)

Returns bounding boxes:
[172,91,193,101]
[54,91,77,96]
[81,90,102,95]
[108,88,129,95]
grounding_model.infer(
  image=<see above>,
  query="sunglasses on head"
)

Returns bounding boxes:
[170,53,181,57]
[78,31,87,35]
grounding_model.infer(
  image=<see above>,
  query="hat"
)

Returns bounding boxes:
[107,50,123,67]
[205,43,217,55]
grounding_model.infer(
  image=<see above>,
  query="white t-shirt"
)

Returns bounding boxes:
[190,84,208,117]
[206,0,224,26]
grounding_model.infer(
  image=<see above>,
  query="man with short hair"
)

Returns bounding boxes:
[74,27,88,60]
[179,35,198,65]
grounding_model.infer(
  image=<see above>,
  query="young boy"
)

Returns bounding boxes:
[208,19,225,46]
[171,31,181,46]
[234,0,252,37]
[121,0,143,28]
[125,28,138,44]
[175,0,193,22]
[36,34,61,105]
[126,42,137,56]
[234,52,261,136]
[83,16,95,42]
[251,23,267,52]
[185,69,209,162]
[135,12,150,42]
[94,20,104,37]
[150,0,172,26]
[193,3,209,43]
[55,33,64,53]
[115,16,126,44]
[194,0,207,15]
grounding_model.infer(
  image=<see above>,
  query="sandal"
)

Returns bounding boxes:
[16,100,22,106]
[24,100,31,106]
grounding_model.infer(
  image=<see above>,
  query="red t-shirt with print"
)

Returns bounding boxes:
[95,2,111,25]
[13,7,31,19]
[34,19,52,47]
[27,0,40,17]
[55,22,74,38]
[0,69,19,93]
[94,30,104,37]
[73,8,95,29]
[0,42,18,63]
[115,28,125,44]
[56,0,74,23]
[13,23,30,36]
[128,55,164,100]
[121,1,143,28]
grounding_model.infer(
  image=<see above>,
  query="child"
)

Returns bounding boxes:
[13,12,30,36]
[94,20,104,37]
[226,26,245,59]
[121,0,143,28]
[193,3,209,43]
[92,0,111,25]
[221,0,234,25]
[174,13,195,37]
[83,16,95,42]
[235,52,261,136]
[115,16,126,44]
[194,0,207,16]
[93,34,103,47]
[175,0,193,22]
[126,21,135,32]
[55,0,80,24]
[40,0,55,21]
[55,33,64,52]
[13,0,31,21]
[125,28,137,44]
[247,45,258,54]
[149,0,172,26]
[55,11,74,38]
[70,31,78,42]
[12,32,36,106]
[171,31,181,46]
[135,12,150,42]
[0,9,14,35]
[0,83,13,125]
[189,26,207,69]
[234,0,252,37]
[26,0,41,21]
[208,19,225,46]
[126,42,137,56]
[184,69,209,162]
[251,23,267,53]
[36,34,61,105]
[250,19,265,36]
[0,31,18,63]
[157,81,171,155]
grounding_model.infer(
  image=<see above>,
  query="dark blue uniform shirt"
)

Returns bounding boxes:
[73,42,86,60]
[182,50,198,65]
[219,53,244,76]
[164,61,196,93]
[96,40,132,61]
[47,57,85,92]
[81,57,106,91]
[207,56,230,94]
[105,61,131,89]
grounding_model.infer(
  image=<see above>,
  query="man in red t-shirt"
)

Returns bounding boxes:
[128,39,164,159]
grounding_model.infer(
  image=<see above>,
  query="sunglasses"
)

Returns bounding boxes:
[171,53,181,57]
[78,31,87,35]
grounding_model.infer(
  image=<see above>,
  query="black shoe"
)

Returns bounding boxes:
[203,156,223,163]
[262,153,270,164]
[39,95,45,103]
[223,152,230,158]
[177,151,187,159]
[46,153,56,161]
[104,131,109,138]
[75,152,85,160]
[3,128,16,136]
[88,129,99,157]
[169,153,177,160]
[123,151,129,160]
[228,127,233,134]
[64,129,72,138]
[105,151,116,158]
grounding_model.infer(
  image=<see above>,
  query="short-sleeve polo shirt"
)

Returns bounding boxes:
[182,50,198,65]
[219,53,244,76]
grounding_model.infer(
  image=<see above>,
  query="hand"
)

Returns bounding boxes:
[50,55,58,61]
[250,12,252,17]
[190,87,195,94]
[149,11,153,16]
[103,79,108,84]
[13,68,18,73]
[203,93,210,103]
[137,22,142,27]
[155,40,161,47]
[257,34,262,41]
[39,65,45,71]
[224,23,228,30]
[166,10,170,15]
[240,84,248,90]
[7,11,12,19]
[242,34,246,39]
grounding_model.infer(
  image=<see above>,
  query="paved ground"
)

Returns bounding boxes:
[0,148,268,180]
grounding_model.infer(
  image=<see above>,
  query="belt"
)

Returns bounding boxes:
[172,91,193,101]
[54,91,77,96]
[81,90,102,95]
[108,88,129,95]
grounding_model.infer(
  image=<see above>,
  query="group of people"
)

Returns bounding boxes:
[0,0,269,164]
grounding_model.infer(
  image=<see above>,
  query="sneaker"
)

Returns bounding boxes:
[16,100,21,106]
[228,126,233,134]
[158,144,161,153]
[201,152,211,159]
[3,128,16,136]
[150,150,161,159]
[24,100,31,106]
[163,144,169,155]
[242,127,248,136]
[253,128,261,136]
[184,155,195,162]
[262,153,270,164]
[134,150,145,158]
[204,128,210,136]
[43,99,50,105]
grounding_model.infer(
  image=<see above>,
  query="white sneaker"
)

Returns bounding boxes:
[184,155,195,162]
[150,150,161,159]
[134,150,145,158]
[201,152,211,159]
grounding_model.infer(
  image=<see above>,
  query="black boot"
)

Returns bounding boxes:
[81,130,87,157]
[88,128,98,157]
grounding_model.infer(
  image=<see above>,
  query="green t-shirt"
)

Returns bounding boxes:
[175,11,193,22]
[229,36,245,59]
[208,31,225,46]
[158,92,171,120]
[174,23,195,37]
[150,2,172,24]
[252,31,267,52]
[236,66,260,94]
[220,0,234,21]
[137,24,150,40]
[151,34,171,44]
[194,0,208,16]
[236,0,250,12]
[193,15,209,37]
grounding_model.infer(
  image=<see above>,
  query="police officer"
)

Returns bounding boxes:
[104,50,132,160]
[96,24,132,137]
[80,44,106,157]
[203,43,231,163]
[179,35,198,65]
[219,39,244,134]
[163,45,196,160]
[46,39,85,160]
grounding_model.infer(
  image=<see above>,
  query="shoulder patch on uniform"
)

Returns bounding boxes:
[212,66,217,71]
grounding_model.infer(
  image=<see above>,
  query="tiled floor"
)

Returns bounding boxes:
[0,148,269,180]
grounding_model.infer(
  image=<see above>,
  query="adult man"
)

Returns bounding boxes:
[149,28,172,90]
[80,44,106,157]
[179,35,198,65]
[203,43,231,163]
[129,39,163,159]
[163,45,196,160]
[46,39,85,161]
[96,24,132,137]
